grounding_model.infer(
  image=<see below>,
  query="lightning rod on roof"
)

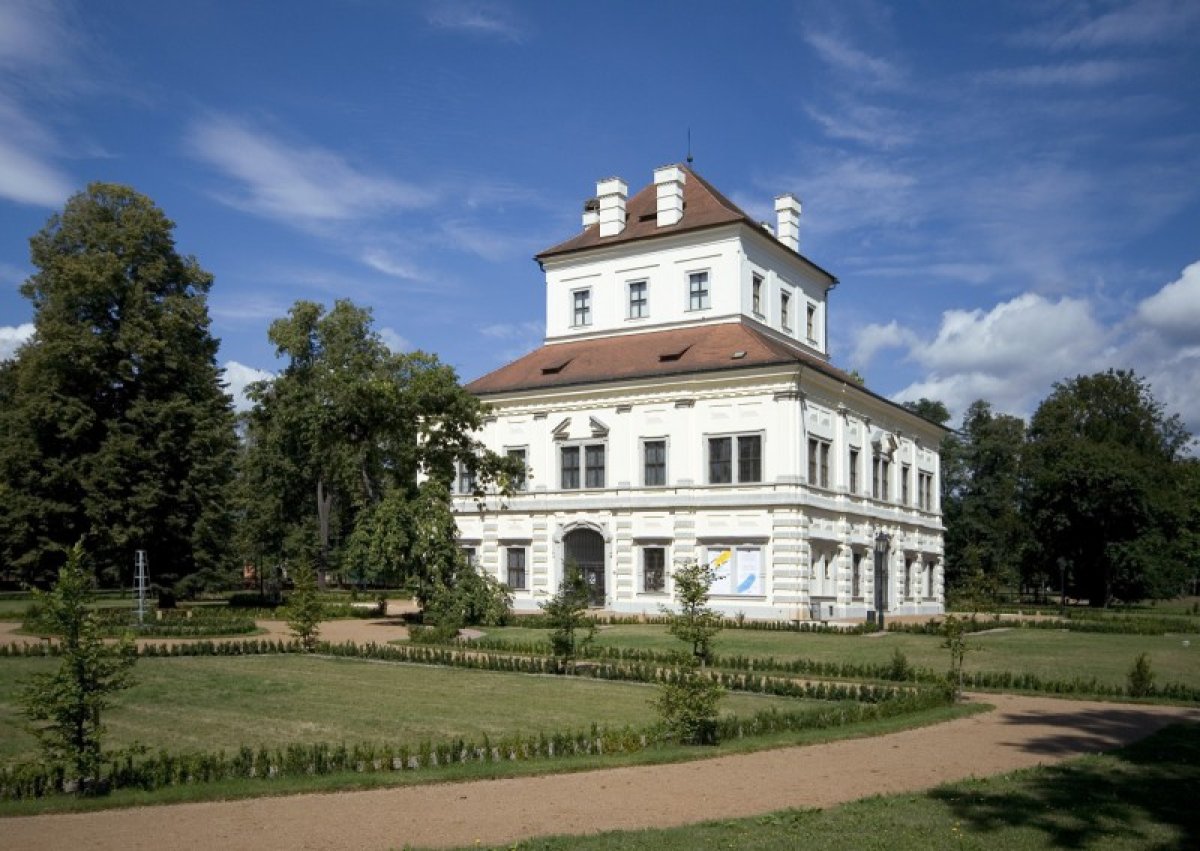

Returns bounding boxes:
[687,128,693,164]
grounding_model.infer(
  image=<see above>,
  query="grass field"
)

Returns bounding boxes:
[482,720,1200,850]
[479,624,1200,690]
[0,655,804,765]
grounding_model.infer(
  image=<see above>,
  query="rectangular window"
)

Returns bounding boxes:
[752,274,763,314]
[872,457,891,501]
[901,464,911,505]
[849,448,859,493]
[781,291,791,330]
[506,548,526,590]
[506,448,527,491]
[807,438,830,488]
[560,446,580,489]
[584,444,606,488]
[562,443,605,489]
[572,289,591,327]
[852,551,863,598]
[643,439,666,486]
[918,471,934,511]
[737,435,762,483]
[461,546,477,568]
[904,557,914,598]
[628,280,648,319]
[456,462,476,495]
[688,271,710,311]
[806,304,816,341]
[709,435,762,484]
[643,547,666,593]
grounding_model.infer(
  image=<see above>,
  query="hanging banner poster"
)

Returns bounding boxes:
[709,548,733,595]
[735,548,763,596]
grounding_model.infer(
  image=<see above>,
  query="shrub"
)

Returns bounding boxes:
[1127,652,1155,697]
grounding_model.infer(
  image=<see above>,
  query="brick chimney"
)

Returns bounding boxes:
[597,177,627,237]
[774,194,801,251]
[653,165,686,227]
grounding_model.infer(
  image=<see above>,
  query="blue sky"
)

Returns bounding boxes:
[1,0,1198,436]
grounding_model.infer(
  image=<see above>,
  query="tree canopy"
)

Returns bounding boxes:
[0,184,237,588]
[237,299,517,594]
[1025,370,1192,606]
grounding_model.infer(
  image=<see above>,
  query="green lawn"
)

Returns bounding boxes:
[481,624,1200,690]
[0,655,802,765]
[479,721,1200,851]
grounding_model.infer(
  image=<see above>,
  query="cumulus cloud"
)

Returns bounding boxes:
[378,327,412,353]
[222,361,273,411]
[0,322,34,360]
[849,320,918,369]
[1136,261,1200,343]
[187,115,437,225]
[868,264,1200,437]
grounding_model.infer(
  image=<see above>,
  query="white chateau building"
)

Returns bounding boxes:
[454,165,947,621]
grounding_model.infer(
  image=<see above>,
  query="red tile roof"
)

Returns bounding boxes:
[466,321,857,396]
[536,166,837,284]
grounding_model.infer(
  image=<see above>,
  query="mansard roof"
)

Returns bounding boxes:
[536,165,837,284]
[466,321,857,396]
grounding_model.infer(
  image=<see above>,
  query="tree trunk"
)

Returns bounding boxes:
[316,477,332,590]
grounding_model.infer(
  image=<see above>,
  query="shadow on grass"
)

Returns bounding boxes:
[932,721,1200,849]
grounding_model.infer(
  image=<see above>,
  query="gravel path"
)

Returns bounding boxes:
[4,693,1195,851]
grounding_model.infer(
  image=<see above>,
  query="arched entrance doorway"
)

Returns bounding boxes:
[564,528,606,607]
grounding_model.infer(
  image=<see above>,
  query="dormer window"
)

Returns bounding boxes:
[752,274,763,315]
[572,289,591,327]
[781,291,791,331]
[807,304,817,341]
[688,271,710,311]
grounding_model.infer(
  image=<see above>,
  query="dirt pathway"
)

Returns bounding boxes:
[5,693,1195,851]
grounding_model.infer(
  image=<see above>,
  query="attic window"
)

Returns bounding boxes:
[731,350,746,360]
[541,358,572,375]
[638,212,657,223]
[658,345,692,363]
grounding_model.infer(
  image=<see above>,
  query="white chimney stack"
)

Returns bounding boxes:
[653,165,686,227]
[774,194,802,251]
[597,177,627,237]
[581,198,600,229]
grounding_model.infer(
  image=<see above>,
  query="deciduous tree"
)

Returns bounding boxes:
[1025,370,1191,606]
[21,543,136,792]
[0,184,236,589]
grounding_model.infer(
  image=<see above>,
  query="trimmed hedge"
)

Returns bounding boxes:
[0,690,947,801]
[887,615,1199,637]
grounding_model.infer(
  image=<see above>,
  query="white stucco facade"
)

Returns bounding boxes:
[455,165,946,621]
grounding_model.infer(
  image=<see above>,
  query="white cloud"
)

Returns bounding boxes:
[378,327,412,353]
[803,29,903,89]
[480,320,541,340]
[1136,261,1200,343]
[426,1,526,42]
[360,249,424,281]
[222,360,273,412]
[849,320,918,369]
[977,60,1143,88]
[1023,0,1200,51]
[806,102,914,148]
[0,136,72,207]
[872,294,1106,421]
[187,115,437,225]
[0,322,34,360]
